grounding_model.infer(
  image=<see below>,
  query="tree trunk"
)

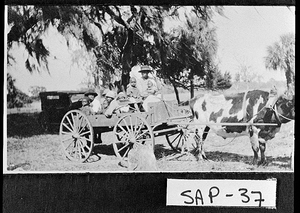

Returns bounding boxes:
[190,79,194,99]
[285,60,294,91]
[171,81,181,104]
[121,29,134,91]
[121,73,129,92]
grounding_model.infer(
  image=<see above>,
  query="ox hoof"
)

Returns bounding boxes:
[252,159,258,165]
[118,161,128,168]
[195,154,208,161]
[258,160,268,167]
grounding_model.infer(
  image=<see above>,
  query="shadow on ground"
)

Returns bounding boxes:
[6,113,59,137]
[205,151,291,168]
[154,144,292,169]
[93,143,179,159]
[7,113,44,137]
[92,144,116,156]
[154,144,178,159]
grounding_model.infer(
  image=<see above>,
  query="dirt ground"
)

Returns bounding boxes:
[5,112,294,173]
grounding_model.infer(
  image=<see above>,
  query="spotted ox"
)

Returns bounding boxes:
[189,89,294,165]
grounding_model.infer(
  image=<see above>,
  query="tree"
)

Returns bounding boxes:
[264,33,295,90]
[7,6,80,72]
[234,63,262,83]
[7,5,223,95]
[159,7,221,102]
[28,86,46,99]
[214,71,232,90]
[104,6,180,89]
[7,73,32,108]
[7,6,174,90]
[205,65,232,90]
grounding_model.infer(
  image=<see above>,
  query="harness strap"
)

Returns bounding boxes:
[272,104,294,124]
[277,111,294,122]
[272,104,282,125]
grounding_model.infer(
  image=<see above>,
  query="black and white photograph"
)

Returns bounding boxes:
[3,3,295,212]
[4,5,295,173]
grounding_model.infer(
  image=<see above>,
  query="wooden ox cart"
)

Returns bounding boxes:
[59,99,193,164]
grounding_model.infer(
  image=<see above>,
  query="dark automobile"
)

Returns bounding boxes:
[38,91,85,131]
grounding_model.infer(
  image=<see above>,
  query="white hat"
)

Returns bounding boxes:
[102,88,110,96]
[138,65,153,73]
[105,91,116,99]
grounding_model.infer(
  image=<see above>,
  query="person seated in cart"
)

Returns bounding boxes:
[127,77,141,100]
[84,89,102,114]
[104,91,131,118]
[146,79,158,95]
[137,65,161,111]
[101,90,116,112]
[137,65,156,97]
[100,88,111,105]
[142,79,162,111]
[116,92,131,113]
[126,77,144,111]
[79,97,92,115]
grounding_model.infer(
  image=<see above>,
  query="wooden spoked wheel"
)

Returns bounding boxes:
[165,126,193,152]
[113,114,154,165]
[59,110,94,163]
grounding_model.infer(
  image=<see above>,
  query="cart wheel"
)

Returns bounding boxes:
[59,110,94,163]
[113,114,154,165]
[165,126,192,152]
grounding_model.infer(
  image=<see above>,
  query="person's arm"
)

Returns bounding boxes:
[141,91,149,99]
[127,87,133,97]
[148,79,158,95]
[147,86,158,95]
[104,100,119,118]
[134,88,141,99]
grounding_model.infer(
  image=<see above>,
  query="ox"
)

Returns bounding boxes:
[189,89,294,165]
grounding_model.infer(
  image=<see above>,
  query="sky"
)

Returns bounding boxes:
[212,6,295,81]
[6,6,295,95]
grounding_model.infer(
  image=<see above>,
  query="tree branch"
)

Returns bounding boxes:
[103,6,131,29]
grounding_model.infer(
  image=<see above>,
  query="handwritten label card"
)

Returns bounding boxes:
[167,179,277,208]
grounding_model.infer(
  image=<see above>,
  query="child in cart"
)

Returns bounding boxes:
[127,77,144,111]
[127,77,141,100]
[142,79,161,112]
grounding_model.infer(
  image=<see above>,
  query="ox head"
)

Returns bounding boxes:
[274,90,295,123]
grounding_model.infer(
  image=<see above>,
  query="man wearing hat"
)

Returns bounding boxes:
[84,89,102,114]
[138,65,158,98]
[136,65,162,111]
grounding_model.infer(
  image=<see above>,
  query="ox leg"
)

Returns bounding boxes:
[181,129,189,154]
[251,147,259,165]
[249,126,259,165]
[200,126,210,159]
[202,126,210,141]
[194,126,210,160]
[258,139,267,166]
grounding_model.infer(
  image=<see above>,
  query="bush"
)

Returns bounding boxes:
[7,73,33,108]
